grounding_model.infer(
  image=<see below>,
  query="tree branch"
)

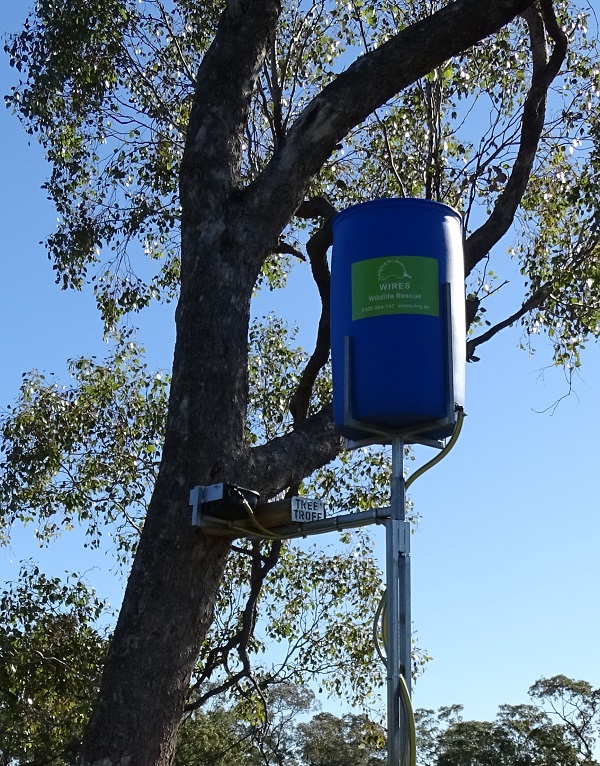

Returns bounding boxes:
[273,241,305,260]
[466,282,552,360]
[248,405,341,499]
[464,0,567,274]
[289,198,338,424]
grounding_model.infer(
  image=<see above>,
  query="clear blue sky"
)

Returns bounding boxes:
[1,0,600,730]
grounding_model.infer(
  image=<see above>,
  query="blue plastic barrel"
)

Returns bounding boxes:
[330,198,465,442]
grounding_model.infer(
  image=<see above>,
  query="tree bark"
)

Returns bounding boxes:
[79,1,536,764]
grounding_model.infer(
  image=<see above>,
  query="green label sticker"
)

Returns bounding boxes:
[351,255,439,320]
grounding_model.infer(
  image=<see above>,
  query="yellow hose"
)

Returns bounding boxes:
[373,410,465,765]
[405,409,465,490]
[373,590,387,664]
[229,488,288,540]
[400,674,417,766]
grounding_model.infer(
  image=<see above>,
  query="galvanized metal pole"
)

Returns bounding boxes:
[387,436,411,766]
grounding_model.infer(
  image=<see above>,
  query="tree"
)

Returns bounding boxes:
[174,704,257,766]
[179,682,318,766]
[296,711,386,766]
[5,0,600,763]
[432,709,582,766]
[0,566,107,766]
[236,683,317,766]
[529,675,600,762]
[415,705,464,766]
[415,677,600,766]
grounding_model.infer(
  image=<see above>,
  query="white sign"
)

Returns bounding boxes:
[290,497,325,523]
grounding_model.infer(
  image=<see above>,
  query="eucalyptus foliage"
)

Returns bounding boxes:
[0,339,168,559]
[0,566,107,766]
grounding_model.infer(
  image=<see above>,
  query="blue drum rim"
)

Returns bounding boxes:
[332,197,462,228]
